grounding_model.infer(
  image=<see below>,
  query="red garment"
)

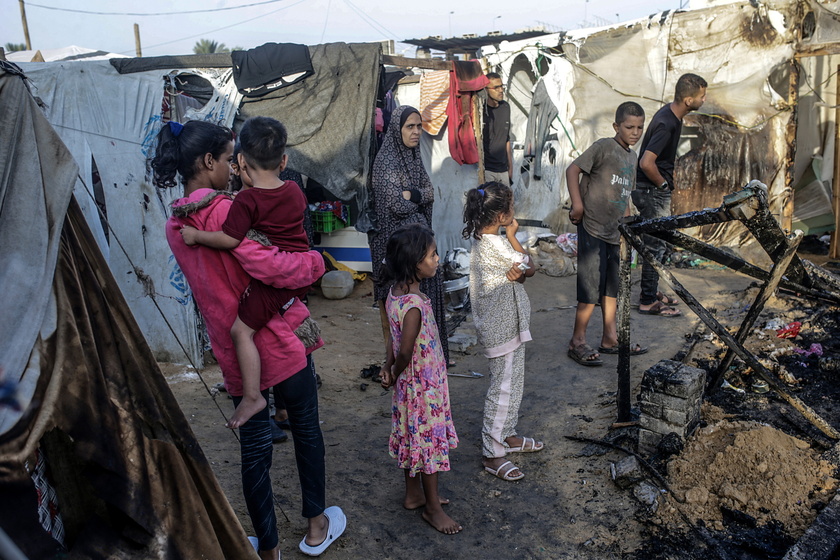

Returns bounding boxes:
[167,188,324,396]
[238,276,308,330]
[222,180,309,252]
[446,60,489,165]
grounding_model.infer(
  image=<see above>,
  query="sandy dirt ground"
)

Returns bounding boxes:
[161,263,792,560]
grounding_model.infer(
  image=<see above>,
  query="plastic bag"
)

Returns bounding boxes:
[556,233,578,256]
[776,321,802,339]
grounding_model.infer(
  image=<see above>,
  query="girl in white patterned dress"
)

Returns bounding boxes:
[462,182,544,482]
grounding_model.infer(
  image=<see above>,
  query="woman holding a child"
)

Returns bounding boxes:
[153,120,344,559]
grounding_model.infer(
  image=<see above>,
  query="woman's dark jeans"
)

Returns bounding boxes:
[234,355,325,551]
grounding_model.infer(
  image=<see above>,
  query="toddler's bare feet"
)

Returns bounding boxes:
[226,394,266,429]
[422,509,462,535]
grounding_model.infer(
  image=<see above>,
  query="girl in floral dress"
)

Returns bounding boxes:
[379,224,461,535]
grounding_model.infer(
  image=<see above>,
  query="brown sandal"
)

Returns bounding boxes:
[657,292,680,306]
[638,301,681,317]
[568,343,603,366]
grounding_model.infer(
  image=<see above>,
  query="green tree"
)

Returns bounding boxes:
[4,43,27,52]
[193,39,229,54]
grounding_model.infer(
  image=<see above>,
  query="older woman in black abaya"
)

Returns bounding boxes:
[368,105,450,365]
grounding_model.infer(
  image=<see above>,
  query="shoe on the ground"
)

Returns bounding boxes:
[299,505,346,556]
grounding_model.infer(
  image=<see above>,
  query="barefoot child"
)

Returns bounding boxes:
[463,182,543,482]
[379,224,461,535]
[566,101,649,367]
[181,116,312,428]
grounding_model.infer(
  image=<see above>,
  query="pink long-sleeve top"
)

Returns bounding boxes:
[166,188,325,396]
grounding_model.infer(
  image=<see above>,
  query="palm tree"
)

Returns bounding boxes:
[193,39,229,54]
[4,43,27,52]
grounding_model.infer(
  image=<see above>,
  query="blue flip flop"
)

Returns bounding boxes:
[299,505,346,556]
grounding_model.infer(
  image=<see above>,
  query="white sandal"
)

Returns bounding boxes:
[507,437,544,453]
[299,506,346,556]
[484,460,525,481]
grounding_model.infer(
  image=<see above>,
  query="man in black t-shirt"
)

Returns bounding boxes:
[483,72,513,186]
[631,73,707,317]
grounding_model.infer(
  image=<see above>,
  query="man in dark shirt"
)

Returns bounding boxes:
[631,73,707,317]
[483,72,513,186]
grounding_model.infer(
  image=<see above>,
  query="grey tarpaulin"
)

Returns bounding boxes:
[110,43,380,201]
[0,64,77,399]
[237,42,381,201]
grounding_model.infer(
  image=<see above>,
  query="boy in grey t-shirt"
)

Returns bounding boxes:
[566,102,647,367]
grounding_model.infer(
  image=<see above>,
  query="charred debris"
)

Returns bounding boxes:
[574,182,840,559]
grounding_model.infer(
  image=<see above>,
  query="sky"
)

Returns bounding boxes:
[1,0,685,58]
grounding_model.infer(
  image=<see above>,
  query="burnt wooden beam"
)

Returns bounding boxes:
[711,231,804,388]
[647,230,840,304]
[782,57,799,233]
[616,233,634,423]
[621,226,840,441]
[795,42,840,58]
[624,206,733,235]
[833,63,840,260]
[802,260,840,294]
[740,206,810,287]
[722,182,810,286]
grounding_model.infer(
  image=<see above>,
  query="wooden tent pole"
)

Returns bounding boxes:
[831,64,840,259]
[782,57,799,234]
[134,23,142,58]
[18,0,32,51]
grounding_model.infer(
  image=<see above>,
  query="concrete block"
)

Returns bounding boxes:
[639,415,686,437]
[641,399,696,426]
[610,455,644,489]
[659,405,695,426]
[320,270,354,299]
[639,390,699,413]
[639,360,706,399]
[639,400,663,419]
[639,360,681,388]
[637,428,663,455]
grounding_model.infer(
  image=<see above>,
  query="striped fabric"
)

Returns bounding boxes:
[31,447,65,547]
[419,70,450,135]
[482,345,526,458]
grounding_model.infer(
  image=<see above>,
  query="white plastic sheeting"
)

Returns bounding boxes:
[6,45,129,63]
[395,0,818,255]
[18,60,242,364]
[476,0,815,249]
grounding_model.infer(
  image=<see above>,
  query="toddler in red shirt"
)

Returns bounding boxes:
[181,116,312,428]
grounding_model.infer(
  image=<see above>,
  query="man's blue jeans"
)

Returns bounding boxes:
[630,187,672,306]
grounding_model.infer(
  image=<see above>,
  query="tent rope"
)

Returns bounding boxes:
[75,173,240,442]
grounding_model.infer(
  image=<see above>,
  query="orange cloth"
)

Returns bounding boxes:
[419,70,450,135]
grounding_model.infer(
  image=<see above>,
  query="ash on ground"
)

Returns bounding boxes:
[629,281,840,559]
